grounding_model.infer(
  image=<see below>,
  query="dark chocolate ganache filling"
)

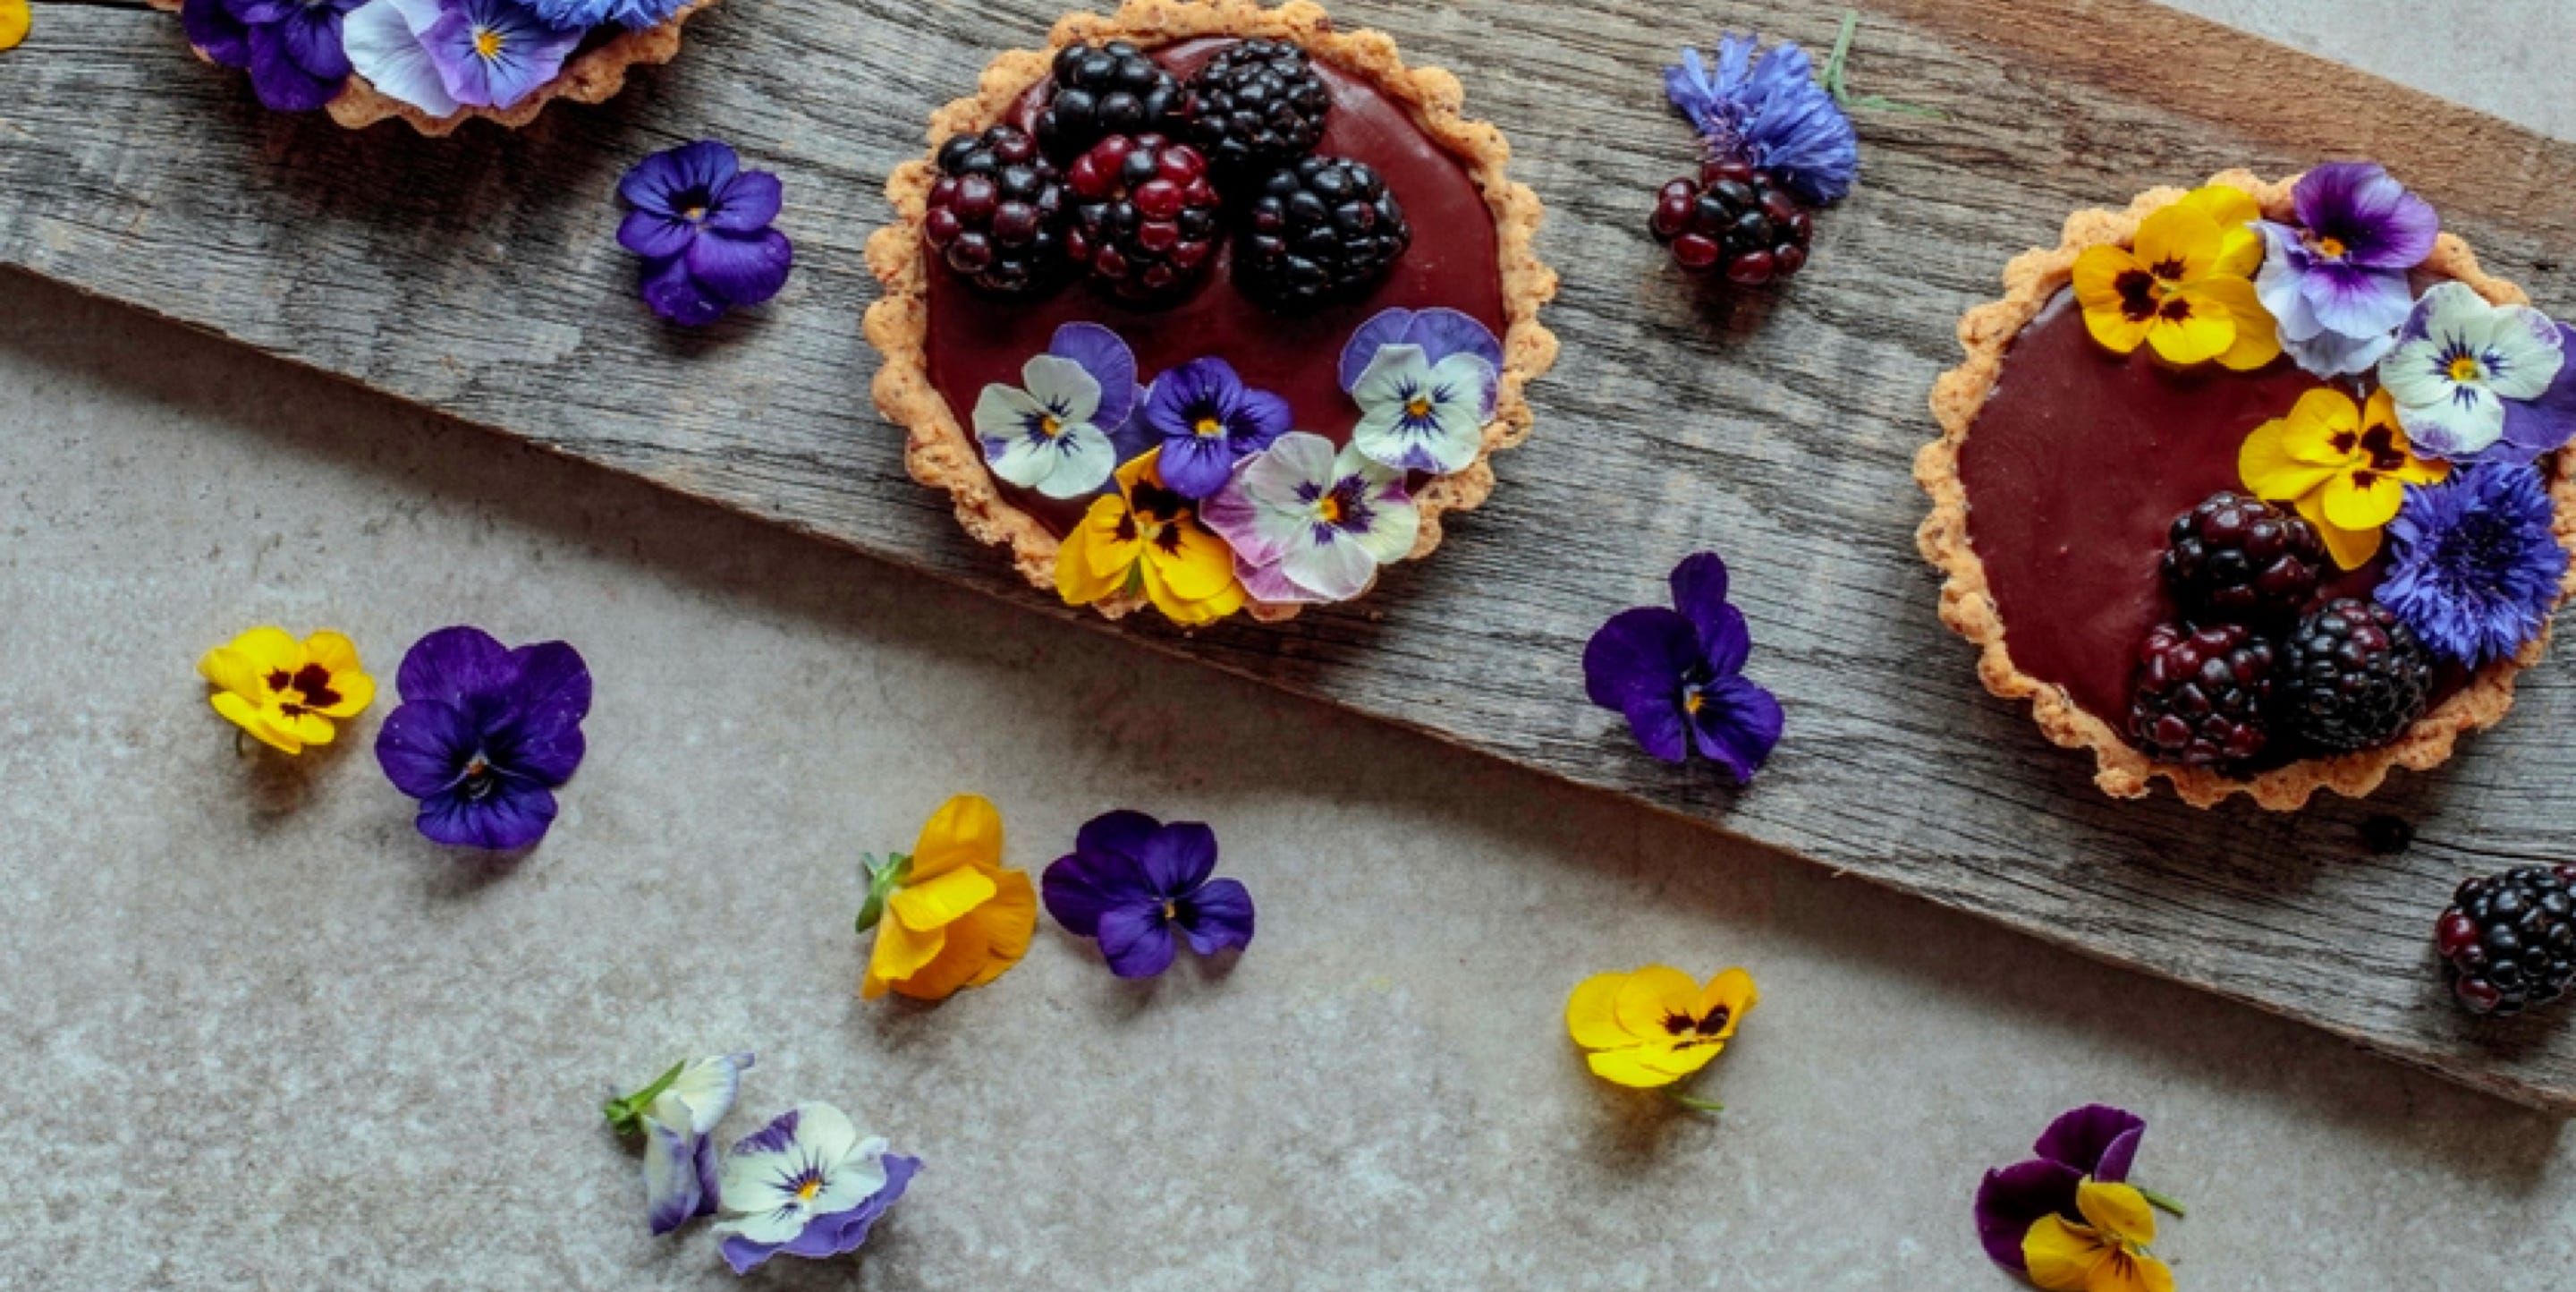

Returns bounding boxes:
[923,38,1509,536]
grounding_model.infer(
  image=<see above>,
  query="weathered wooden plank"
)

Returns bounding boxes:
[6,0,2576,1108]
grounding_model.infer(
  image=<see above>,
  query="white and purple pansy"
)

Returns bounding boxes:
[1203,430,1419,605]
[600,1053,755,1237]
[711,1102,919,1274]
[2252,161,2441,377]
[1340,307,1503,475]
[2378,282,2576,464]
[341,0,462,116]
[971,323,1140,499]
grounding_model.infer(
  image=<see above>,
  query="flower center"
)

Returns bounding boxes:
[2113,269,2161,322]
[266,664,343,718]
[1038,413,1064,439]
[795,1175,824,1203]
[459,754,499,801]
[1405,395,1436,420]
[2449,353,2485,384]
[2157,295,2195,323]
[1317,494,1343,524]
[2147,255,2190,284]
[1161,899,1179,921]
[2312,234,2348,259]
[1192,416,1224,438]
[473,27,505,59]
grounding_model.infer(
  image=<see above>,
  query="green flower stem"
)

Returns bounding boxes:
[854,852,912,934]
[2138,1186,2189,1218]
[1666,1092,1726,1114]
[601,1059,687,1135]
[1822,10,1950,120]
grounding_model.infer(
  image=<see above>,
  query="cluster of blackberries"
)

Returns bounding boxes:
[2436,865,2576,1017]
[1648,159,1815,286]
[923,39,1410,311]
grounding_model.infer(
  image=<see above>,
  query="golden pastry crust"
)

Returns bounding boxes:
[863,0,1559,623]
[1916,170,2576,810]
[153,0,718,136]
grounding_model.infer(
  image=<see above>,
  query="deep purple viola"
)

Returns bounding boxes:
[618,140,796,327]
[1041,811,1255,979]
[2252,161,2441,377]
[182,0,364,112]
[1974,1105,2166,1271]
[1140,357,1292,499]
[1581,552,1784,782]
[418,0,582,111]
[374,625,591,851]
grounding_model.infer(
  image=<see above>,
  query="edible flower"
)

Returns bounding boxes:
[1201,431,1418,605]
[2240,387,2450,567]
[973,323,1138,500]
[2251,161,2440,377]
[857,795,1036,1001]
[2380,463,2570,667]
[1040,810,1254,979]
[711,1103,919,1274]
[180,0,362,112]
[526,0,682,30]
[1564,965,1758,1100]
[0,0,30,52]
[199,627,377,754]
[1140,358,1290,499]
[2072,186,2278,370]
[1581,551,1784,781]
[603,1053,754,1236]
[1664,35,1859,205]
[1341,307,1503,476]
[1055,450,1248,625]
[419,0,581,110]
[1976,1105,2187,1291]
[2377,282,2576,464]
[618,140,796,327]
[342,0,461,117]
[374,625,591,851]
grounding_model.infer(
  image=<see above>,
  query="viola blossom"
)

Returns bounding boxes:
[341,0,460,116]
[1140,358,1292,499]
[2377,282,2576,464]
[1564,965,1757,1101]
[525,0,682,29]
[373,626,591,851]
[417,0,581,110]
[602,1053,755,1236]
[618,140,796,327]
[199,627,377,755]
[1201,431,1418,605]
[1348,344,1497,476]
[857,795,1036,1002]
[2073,186,2279,370]
[972,323,1139,500]
[712,1103,919,1274]
[2380,464,2571,668]
[1665,35,1859,205]
[1976,1105,2186,1292]
[1581,552,1785,781]
[1055,450,1248,625]
[2251,161,2440,377]
[1040,810,1254,979]
[2240,387,2450,569]
[180,0,363,112]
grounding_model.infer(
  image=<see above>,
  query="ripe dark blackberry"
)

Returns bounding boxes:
[1063,133,1222,302]
[924,126,1067,296]
[2277,599,2433,752]
[2127,622,2276,767]
[1236,155,1411,313]
[1180,38,1331,176]
[2162,491,2326,625]
[1036,41,1182,161]
[2436,864,2576,1016]
[1648,160,1815,285]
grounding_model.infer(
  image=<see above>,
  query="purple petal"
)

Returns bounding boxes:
[1156,434,1235,499]
[1620,691,1691,764]
[618,211,698,261]
[2298,261,2414,339]
[225,0,297,25]
[1339,309,1418,394]
[1052,323,1139,432]
[1695,603,1752,679]
[1097,904,1177,979]
[1974,1160,2083,1271]
[1074,809,1161,866]
[277,5,352,81]
[683,227,792,307]
[639,255,730,327]
[1688,675,1783,783]
[414,778,558,851]
[616,149,691,219]
[643,1121,703,1236]
[2297,161,2437,270]
[183,0,254,66]
[396,625,514,707]
[1402,307,1505,372]
[705,169,783,234]
[2489,323,2576,463]
[729,1108,800,1157]
[1226,386,1292,454]
[691,1130,722,1220]
[495,715,585,787]
[247,26,345,111]
[1040,849,1147,939]
[1177,877,1254,956]
[2033,1103,2148,1177]
[374,698,475,799]
[1137,821,1218,897]
[504,641,591,737]
[718,1153,917,1273]
[1581,607,1699,711]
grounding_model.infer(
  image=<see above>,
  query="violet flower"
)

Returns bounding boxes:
[1202,430,1418,604]
[2380,464,2571,668]
[1665,35,1859,206]
[712,1104,917,1274]
[1139,357,1291,499]
[602,1053,755,1237]
[341,0,461,118]
[418,0,580,110]
[1581,552,1784,782]
[2252,161,2441,377]
[1041,810,1254,979]
[1974,1105,2176,1271]
[181,0,363,112]
[618,140,796,327]
[374,625,591,851]
[2379,282,2576,464]
[972,323,1140,500]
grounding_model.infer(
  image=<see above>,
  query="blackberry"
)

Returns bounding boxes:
[924,126,1067,297]
[2162,491,2326,625]
[1236,155,1411,313]
[2436,864,2576,1017]
[2277,599,2433,752]
[2127,621,2276,767]
[1181,38,1331,177]
[1648,160,1814,285]
[1063,133,1223,302]
[1036,41,1182,161]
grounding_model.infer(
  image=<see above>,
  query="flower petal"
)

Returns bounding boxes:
[908,794,1003,881]
[1279,529,1377,602]
[395,625,513,707]
[1048,323,1138,431]
[1136,820,1217,897]
[1096,902,1177,979]
[864,912,946,996]
[373,698,473,798]
[2021,1215,2113,1292]
[887,865,999,933]
[1584,1045,1684,1089]
[342,0,459,116]
[1040,851,1142,939]
[1693,967,1758,1036]
[1974,1160,2083,1271]
[414,777,556,851]
[705,169,783,234]
[1611,965,1700,1038]
[2074,1177,2157,1248]
[639,255,729,327]
[1689,675,1784,783]
[2032,1104,2146,1179]
[1581,607,1698,712]
[1565,973,1635,1050]
[1177,877,1253,956]
[682,227,792,308]
[640,1114,706,1236]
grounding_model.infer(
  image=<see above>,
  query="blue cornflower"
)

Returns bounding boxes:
[524,0,683,30]
[1665,35,1860,206]
[2379,464,2570,667]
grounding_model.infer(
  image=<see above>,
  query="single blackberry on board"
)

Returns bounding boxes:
[924,126,1067,296]
[2436,864,2576,1017]
[1648,159,1815,285]
[1063,133,1223,302]
[2277,599,2433,753]
[2162,491,2326,626]
[2127,621,2276,767]
[1181,38,1332,176]
[1037,41,1182,161]
[1236,154,1411,313]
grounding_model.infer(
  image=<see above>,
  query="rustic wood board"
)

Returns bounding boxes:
[7,0,2575,1109]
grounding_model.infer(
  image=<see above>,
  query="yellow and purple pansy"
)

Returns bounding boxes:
[1976,1105,2187,1292]
[2239,386,2449,568]
[1056,449,1248,625]
[1565,964,1758,1102]
[199,626,377,754]
[2072,185,2277,370]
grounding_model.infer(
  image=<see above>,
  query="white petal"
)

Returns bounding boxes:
[1414,401,1487,474]
[666,1053,750,1135]
[2379,337,2458,409]
[971,383,1049,440]
[343,0,461,117]
[789,1102,862,1167]
[1351,344,1433,412]
[1349,487,1419,566]
[2399,383,2506,455]
[1027,423,1116,499]
[640,1117,702,1234]
[1281,531,1377,601]
[806,1136,890,1216]
[2478,305,2568,401]
[1021,354,1103,426]
[713,1202,808,1247]
[1428,352,1500,422]
[1350,406,1432,473]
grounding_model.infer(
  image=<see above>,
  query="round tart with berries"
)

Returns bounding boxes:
[1919,166,2576,808]
[864,0,1556,625]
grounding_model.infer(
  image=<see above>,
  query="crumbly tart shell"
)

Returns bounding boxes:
[1916,170,2576,810]
[863,0,1560,624]
[154,0,719,136]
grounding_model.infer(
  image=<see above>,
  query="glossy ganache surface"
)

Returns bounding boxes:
[923,37,1508,535]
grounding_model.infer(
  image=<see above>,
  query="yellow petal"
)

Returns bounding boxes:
[2110,1251,2178,1292]
[1080,497,1147,582]
[888,864,998,932]
[2315,505,2384,570]
[1145,515,1240,603]
[1056,513,1132,608]
[1636,1036,1724,1077]
[2213,224,2264,280]
[1611,965,1701,1038]
[2072,246,2152,355]
[301,633,376,717]
[2021,1216,2113,1292]
[1694,967,1759,1039]
[2179,183,2260,229]
[2284,387,2363,463]
[2321,468,2405,532]
[2193,275,2281,370]
[2240,415,2339,505]
[1140,555,1245,626]
[1566,973,1636,1050]
[2143,293,2234,367]
[890,866,1036,999]
[227,626,306,676]
[209,692,302,754]
[286,710,337,748]
[316,669,377,719]
[197,646,270,701]
[2132,203,2223,284]
[2075,1178,2157,1248]
[1115,448,1166,497]
[1584,1045,1684,1089]
[2364,389,2453,485]
[909,794,1003,881]
[867,911,947,989]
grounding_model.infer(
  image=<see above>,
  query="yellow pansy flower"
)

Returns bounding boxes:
[859,795,1036,1002]
[0,0,29,52]
[197,627,376,754]
[2023,1177,2175,1292]
[2240,386,2450,568]
[1564,964,1758,1090]
[1056,449,1246,626]
[2072,185,2279,370]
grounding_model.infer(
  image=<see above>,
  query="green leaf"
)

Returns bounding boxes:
[1666,1092,1727,1114]
[854,852,911,934]
[1821,10,1950,121]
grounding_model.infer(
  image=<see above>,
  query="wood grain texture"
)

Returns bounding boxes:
[5,0,2575,1109]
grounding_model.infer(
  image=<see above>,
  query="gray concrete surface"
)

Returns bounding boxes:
[7,6,2576,1288]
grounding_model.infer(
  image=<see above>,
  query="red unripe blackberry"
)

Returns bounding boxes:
[1648,160,1815,285]
[2163,491,2326,625]
[1063,133,1222,302]
[2277,599,2433,753]
[2437,864,2576,1017]
[1181,38,1331,177]
[1236,154,1411,314]
[2127,621,2276,767]
[1037,41,1182,161]
[925,126,1068,297]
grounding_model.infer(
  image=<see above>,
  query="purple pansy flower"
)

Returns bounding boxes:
[1041,810,1255,979]
[2252,162,2441,377]
[341,0,462,117]
[1665,35,1859,206]
[2381,464,2570,668]
[1140,357,1291,499]
[182,0,363,112]
[2379,282,2576,463]
[712,1104,917,1274]
[418,0,580,110]
[1581,552,1785,782]
[1202,430,1418,605]
[374,625,590,851]
[1336,307,1505,394]
[618,140,796,327]
[972,323,1141,500]
[1974,1105,2153,1271]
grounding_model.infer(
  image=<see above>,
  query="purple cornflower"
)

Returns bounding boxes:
[181,0,363,112]
[1665,35,1859,206]
[2253,161,2441,377]
[1974,1106,2157,1271]
[1139,357,1291,499]
[1041,811,1255,979]
[1582,552,1784,782]
[2381,464,2570,668]
[374,625,591,851]
[618,140,796,327]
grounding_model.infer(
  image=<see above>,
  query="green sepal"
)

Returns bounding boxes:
[1823,11,1950,120]
[601,1059,688,1135]
[855,852,912,934]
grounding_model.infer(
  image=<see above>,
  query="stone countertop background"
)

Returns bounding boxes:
[4,2,2572,1288]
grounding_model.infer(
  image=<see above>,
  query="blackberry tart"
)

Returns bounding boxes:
[867,0,1557,625]
[1919,168,2576,807]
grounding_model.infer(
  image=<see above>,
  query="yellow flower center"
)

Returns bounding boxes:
[2450,354,2484,383]
[1683,691,1705,715]
[1162,899,1178,921]
[1317,495,1343,524]
[1039,413,1064,438]
[2313,234,2348,259]
[473,27,504,58]
[796,1177,824,1203]
[1193,416,1224,438]
[681,206,707,222]
[1405,395,1436,420]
